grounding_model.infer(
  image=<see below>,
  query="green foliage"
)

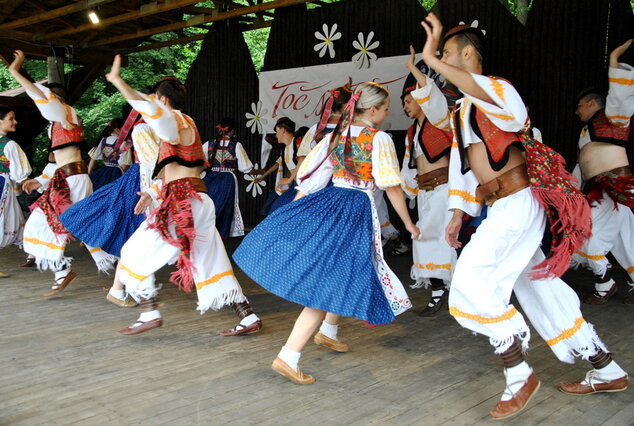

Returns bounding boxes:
[243,27,271,73]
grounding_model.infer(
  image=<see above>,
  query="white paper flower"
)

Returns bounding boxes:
[352,31,380,69]
[314,23,341,59]
[244,163,267,197]
[245,101,268,134]
[459,19,486,35]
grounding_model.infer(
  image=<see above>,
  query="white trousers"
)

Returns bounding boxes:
[118,193,247,313]
[571,192,634,281]
[22,174,115,272]
[410,183,456,288]
[449,188,607,362]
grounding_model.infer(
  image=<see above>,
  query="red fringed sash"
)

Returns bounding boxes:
[32,167,73,236]
[147,178,202,291]
[587,174,634,209]
[520,131,592,279]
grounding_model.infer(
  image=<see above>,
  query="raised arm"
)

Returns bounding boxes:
[8,51,46,99]
[420,13,495,106]
[105,55,145,103]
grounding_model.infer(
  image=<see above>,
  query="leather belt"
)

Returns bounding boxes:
[476,164,530,207]
[190,177,207,193]
[60,161,88,176]
[416,167,449,191]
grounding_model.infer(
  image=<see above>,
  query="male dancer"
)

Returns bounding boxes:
[400,45,455,315]
[9,50,115,296]
[570,39,634,304]
[420,14,628,420]
[106,56,261,336]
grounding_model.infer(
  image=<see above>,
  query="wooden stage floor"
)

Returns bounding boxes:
[1,239,632,425]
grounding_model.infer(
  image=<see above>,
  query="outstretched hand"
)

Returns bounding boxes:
[106,54,122,83]
[610,39,633,68]
[134,191,152,215]
[9,50,25,73]
[445,215,463,249]
[405,45,417,70]
[21,179,41,195]
[420,13,443,65]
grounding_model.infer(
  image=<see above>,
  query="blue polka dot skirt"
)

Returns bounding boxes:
[234,185,408,325]
[61,163,145,258]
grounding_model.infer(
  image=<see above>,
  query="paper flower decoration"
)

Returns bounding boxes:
[314,23,342,59]
[245,164,266,197]
[245,101,268,134]
[458,20,486,35]
[352,31,380,69]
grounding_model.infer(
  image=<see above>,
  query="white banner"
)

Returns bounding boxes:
[258,54,412,134]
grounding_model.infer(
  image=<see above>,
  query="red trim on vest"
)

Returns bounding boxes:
[50,121,85,151]
[588,110,631,147]
[474,108,524,171]
[154,115,208,177]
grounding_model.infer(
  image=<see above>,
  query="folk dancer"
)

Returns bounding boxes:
[570,39,634,305]
[106,56,262,336]
[234,82,420,384]
[87,118,132,190]
[420,15,628,419]
[9,50,116,296]
[400,45,456,315]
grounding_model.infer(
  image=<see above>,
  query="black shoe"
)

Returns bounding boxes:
[418,289,448,316]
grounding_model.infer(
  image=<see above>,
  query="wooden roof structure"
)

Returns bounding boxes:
[0,0,322,66]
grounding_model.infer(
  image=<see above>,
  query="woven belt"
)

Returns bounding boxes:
[476,164,529,207]
[585,165,632,192]
[416,167,449,191]
[60,161,87,177]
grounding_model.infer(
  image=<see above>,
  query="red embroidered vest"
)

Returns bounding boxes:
[50,121,85,151]
[331,127,378,182]
[407,119,452,164]
[588,110,631,147]
[453,104,525,174]
[153,114,208,178]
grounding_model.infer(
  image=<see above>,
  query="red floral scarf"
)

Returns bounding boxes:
[32,167,73,236]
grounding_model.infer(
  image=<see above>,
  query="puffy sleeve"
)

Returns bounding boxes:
[447,138,482,217]
[605,63,634,128]
[296,137,333,194]
[371,131,403,190]
[297,124,318,158]
[35,162,59,192]
[89,138,105,160]
[400,133,419,199]
[128,92,178,143]
[131,123,159,166]
[26,83,79,129]
[411,75,451,131]
[118,142,134,166]
[4,140,32,183]
[235,142,254,173]
[467,74,528,132]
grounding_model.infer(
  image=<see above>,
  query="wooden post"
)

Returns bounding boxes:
[47,56,65,85]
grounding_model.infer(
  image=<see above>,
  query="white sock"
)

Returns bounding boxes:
[138,310,161,323]
[109,288,126,300]
[595,280,615,295]
[319,321,339,340]
[278,346,301,371]
[592,360,627,382]
[54,267,72,282]
[501,362,532,401]
[241,313,259,326]
[428,289,445,307]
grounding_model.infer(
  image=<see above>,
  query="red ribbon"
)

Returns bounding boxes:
[315,89,340,137]
[114,109,141,153]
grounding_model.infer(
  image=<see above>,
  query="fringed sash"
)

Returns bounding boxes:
[587,170,634,209]
[147,177,204,291]
[32,167,74,236]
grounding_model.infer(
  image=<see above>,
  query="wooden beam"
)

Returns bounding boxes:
[0,40,125,66]
[37,0,202,42]
[88,0,307,48]
[0,0,119,30]
[0,96,38,107]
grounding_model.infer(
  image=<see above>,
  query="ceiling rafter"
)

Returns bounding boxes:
[0,0,119,30]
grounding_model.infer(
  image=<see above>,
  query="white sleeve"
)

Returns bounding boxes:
[605,63,634,128]
[236,142,254,173]
[27,83,79,129]
[297,124,318,157]
[371,131,404,190]
[467,74,528,132]
[89,138,105,160]
[202,141,210,160]
[4,141,32,183]
[400,133,419,199]
[411,76,451,131]
[35,162,59,191]
[128,92,178,143]
[296,138,333,194]
[447,141,482,217]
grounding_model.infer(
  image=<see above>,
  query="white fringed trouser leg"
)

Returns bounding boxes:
[119,193,247,312]
[449,188,607,360]
[571,193,634,281]
[410,183,456,288]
